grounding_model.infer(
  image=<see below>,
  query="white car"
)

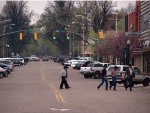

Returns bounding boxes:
[71,59,88,68]
[0,60,14,71]
[0,67,7,78]
[107,65,150,86]
[30,55,37,61]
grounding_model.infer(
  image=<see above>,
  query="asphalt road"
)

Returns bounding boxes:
[0,61,150,113]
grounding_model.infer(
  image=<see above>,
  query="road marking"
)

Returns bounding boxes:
[48,82,65,103]
[55,93,61,102]
[50,108,70,112]
[57,90,65,103]
[40,69,46,82]
[40,66,65,103]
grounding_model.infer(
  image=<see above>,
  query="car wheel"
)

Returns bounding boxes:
[4,72,8,77]
[143,78,150,87]
[94,71,100,79]
[84,74,89,79]
[0,73,3,79]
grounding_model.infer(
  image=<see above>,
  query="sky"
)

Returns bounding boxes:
[0,0,136,24]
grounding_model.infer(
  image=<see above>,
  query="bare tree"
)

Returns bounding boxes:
[87,1,114,32]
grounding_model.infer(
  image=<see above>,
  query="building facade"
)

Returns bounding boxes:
[140,1,150,73]
[127,1,142,71]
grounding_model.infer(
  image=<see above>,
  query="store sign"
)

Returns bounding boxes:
[133,47,143,54]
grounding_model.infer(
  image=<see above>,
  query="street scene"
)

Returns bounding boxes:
[0,0,150,113]
[0,60,150,113]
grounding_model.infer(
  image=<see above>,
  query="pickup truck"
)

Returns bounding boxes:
[80,62,104,79]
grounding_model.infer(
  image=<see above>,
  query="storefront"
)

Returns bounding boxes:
[143,48,150,73]
[140,1,150,73]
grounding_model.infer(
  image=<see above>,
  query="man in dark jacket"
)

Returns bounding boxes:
[97,65,108,90]
[124,64,134,91]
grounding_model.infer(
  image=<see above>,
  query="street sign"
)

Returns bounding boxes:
[125,32,140,36]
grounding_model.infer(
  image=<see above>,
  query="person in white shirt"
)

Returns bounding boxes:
[59,65,70,89]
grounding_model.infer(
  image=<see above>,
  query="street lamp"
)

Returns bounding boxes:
[75,15,92,57]
[72,21,85,57]
[72,22,84,57]
[3,23,15,58]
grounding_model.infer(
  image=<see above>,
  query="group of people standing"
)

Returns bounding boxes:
[97,64,134,91]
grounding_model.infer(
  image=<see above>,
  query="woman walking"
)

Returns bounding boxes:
[109,66,118,91]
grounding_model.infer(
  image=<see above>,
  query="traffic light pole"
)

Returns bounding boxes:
[82,26,85,57]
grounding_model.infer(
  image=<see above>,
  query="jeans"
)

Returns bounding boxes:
[97,76,108,90]
[110,76,117,90]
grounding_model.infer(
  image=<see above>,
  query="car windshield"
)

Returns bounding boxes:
[108,66,121,71]
[133,67,141,74]
[87,63,94,67]
[0,60,11,64]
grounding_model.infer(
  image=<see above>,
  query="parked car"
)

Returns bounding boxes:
[42,56,49,61]
[107,65,150,87]
[0,60,14,71]
[71,60,81,68]
[74,60,88,70]
[0,67,8,78]
[64,57,79,66]
[0,63,11,74]
[30,55,37,61]
[23,57,30,64]
[80,62,103,79]
[35,57,40,61]
[52,56,57,62]
[11,58,22,66]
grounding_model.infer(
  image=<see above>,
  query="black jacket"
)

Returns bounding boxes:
[102,68,107,76]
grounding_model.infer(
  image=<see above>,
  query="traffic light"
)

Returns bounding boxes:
[34,32,37,40]
[99,31,103,41]
[19,32,23,41]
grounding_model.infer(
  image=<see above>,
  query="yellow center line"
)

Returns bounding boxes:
[48,82,65,103]
[40,66,65,103]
